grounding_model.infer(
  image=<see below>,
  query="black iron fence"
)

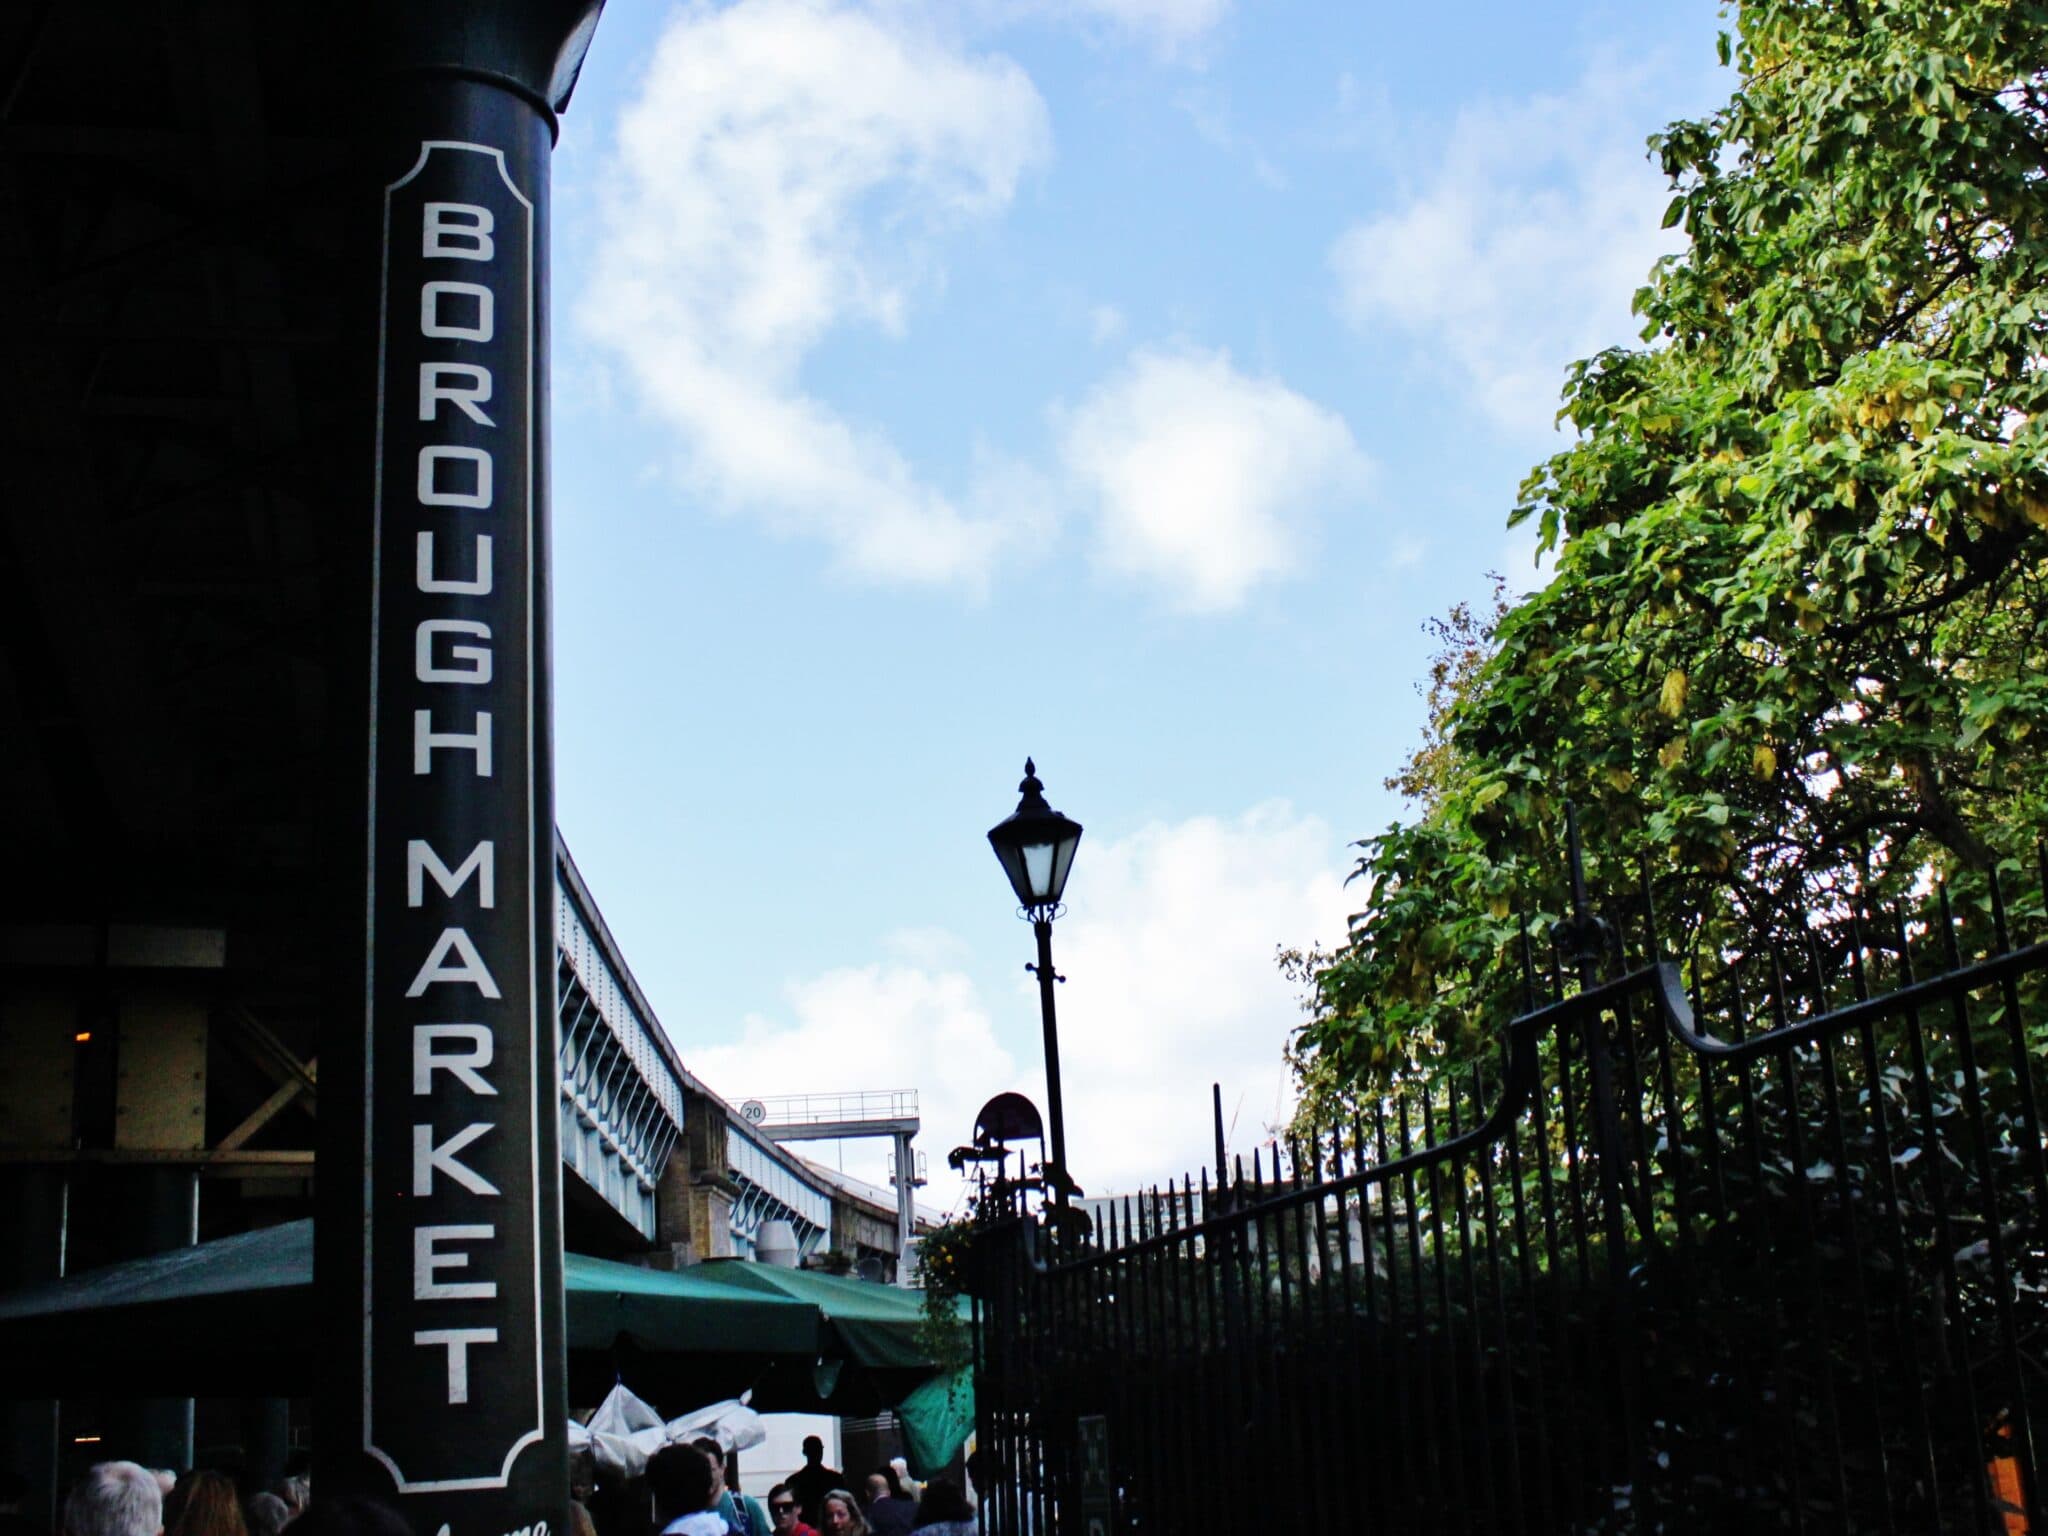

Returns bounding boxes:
[967,851,2048,1532]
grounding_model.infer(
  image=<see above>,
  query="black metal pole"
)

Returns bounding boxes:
[1211,1082,1227,1191]
[1033,917,1069,1206]
[320,10,597,1533]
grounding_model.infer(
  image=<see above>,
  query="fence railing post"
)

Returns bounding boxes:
[1551,803,1648,1500]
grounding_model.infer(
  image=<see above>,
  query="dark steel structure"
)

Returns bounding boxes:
[969,843,2048,1532]
[0,8,602,1534]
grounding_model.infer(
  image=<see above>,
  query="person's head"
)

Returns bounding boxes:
[910,1481,972,1529]
[646,1445,716,1525]
[684,1441,724,1499]
[268,1482,309,1523]
[765,1486,799,1532]
[65,1464,164,1536]
[819,1493,865,1536]
[687,1440,725,1499]
[244,1493,290,1536]
[800,1438,824,1468]
[862,1476,887,1506]
[167,1471,244,1536]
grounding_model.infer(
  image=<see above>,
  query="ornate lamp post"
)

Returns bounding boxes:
[987,759,1082,1205]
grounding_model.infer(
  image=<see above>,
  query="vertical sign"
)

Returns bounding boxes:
[365,114,564,1536]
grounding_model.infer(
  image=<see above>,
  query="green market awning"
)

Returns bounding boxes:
[0,1222,829,1402]
[0,1221,974,1464]
[0,1219,313,1395]
[685,1260,974,1472]
[564,1250,816,1355]
[689,1258,938,1369]
[892,1369,974,1481]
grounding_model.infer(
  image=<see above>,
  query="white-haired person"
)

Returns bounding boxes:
[63,1464,162,1536]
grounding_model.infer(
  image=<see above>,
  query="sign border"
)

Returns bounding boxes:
[363,138,544,1495]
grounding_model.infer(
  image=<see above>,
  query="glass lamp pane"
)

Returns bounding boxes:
[1022,841,1056,900]
[993,841,1031,907]
[1049,832,1080,902]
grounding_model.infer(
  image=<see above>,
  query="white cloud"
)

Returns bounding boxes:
[1175,85,1287,187]
[883,925,972,969]
[1006,0,1229,60]
[1047,801,1353,1193]
[583,0,1052,588]
[1080,0,1228,53]
[687,802,1350,1211]
[1320,70,1396,155]
[690,961,1019,1217]
[1058,346,1372,611]
[1329,55,1693,437]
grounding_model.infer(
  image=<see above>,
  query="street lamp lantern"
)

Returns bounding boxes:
[986,758,1083,913]
[989,758,1082,1209]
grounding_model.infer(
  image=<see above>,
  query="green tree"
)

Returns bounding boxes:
[1295,0,2048,1102]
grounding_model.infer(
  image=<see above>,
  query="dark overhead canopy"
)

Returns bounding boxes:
[0,4,367,939]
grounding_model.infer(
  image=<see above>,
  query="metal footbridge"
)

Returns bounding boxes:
[554,842,837,1257]
[738,1092,924,1281]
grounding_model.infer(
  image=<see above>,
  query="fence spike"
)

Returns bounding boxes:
[1936,881,1963,969]
[1989,862,2012,955]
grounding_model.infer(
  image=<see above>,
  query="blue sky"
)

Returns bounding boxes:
[545,0,1732,1207]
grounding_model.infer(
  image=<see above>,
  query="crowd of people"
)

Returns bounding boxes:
[647,1437,975,1536]
[30,1437,975,1536]
[35,1461,315,1536]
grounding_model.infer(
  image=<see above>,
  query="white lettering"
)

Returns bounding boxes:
[413,1024,497,1097]
[413,709,491,775]
[419,363,495,427]
[423,202,494,262]
[417,446,492,509]
[415,1327,497,1405]
[406,839,495,908]
[416,619,493,685]
[414,1225,496,1300]
[421,281,493,342]
[417,531,493,595]
[406,928,502,999]
[413,1122,500,1197]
